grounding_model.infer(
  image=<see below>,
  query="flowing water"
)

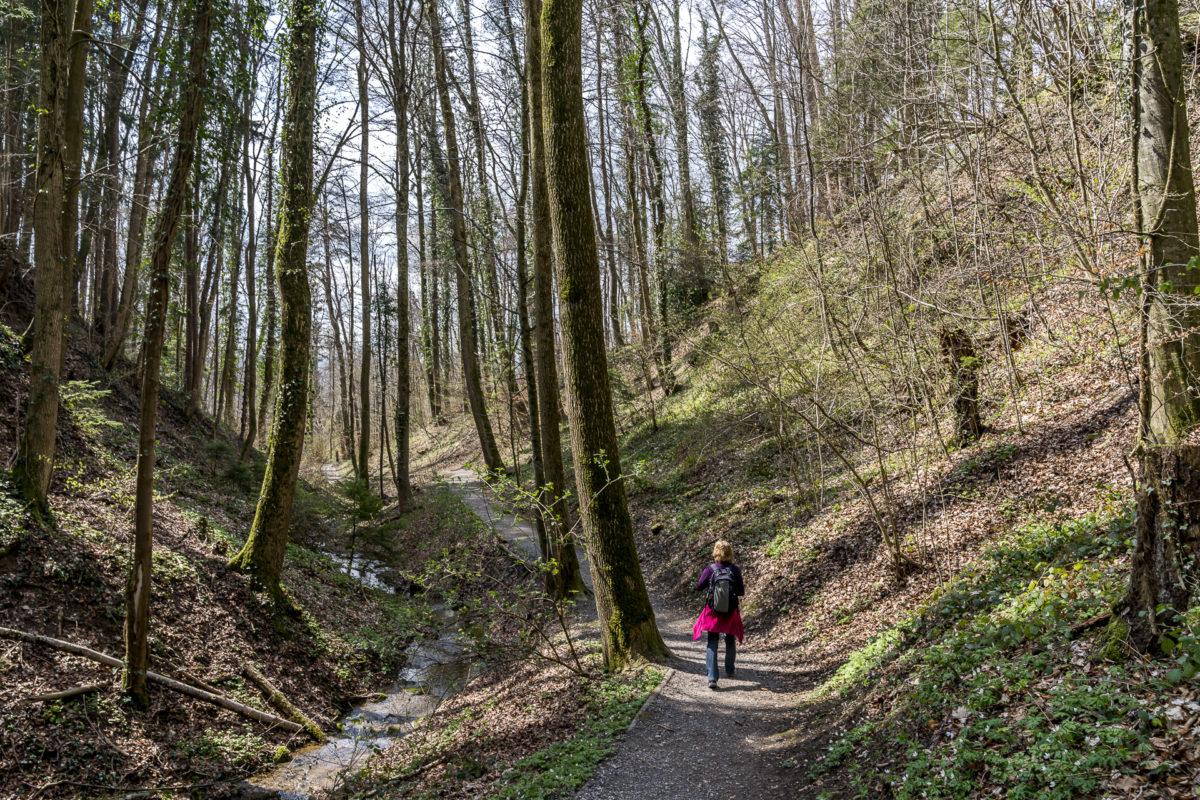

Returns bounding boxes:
[239,554,476,799]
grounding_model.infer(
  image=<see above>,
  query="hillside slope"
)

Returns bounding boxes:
[588,120,1185,796]
[0,273,449,799]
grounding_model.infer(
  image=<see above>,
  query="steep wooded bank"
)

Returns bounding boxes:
[582,51,1181,797]
[9,0,1200,794]
[0,288,528,797]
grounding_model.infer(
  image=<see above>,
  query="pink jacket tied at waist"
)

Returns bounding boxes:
[693,605,744,643]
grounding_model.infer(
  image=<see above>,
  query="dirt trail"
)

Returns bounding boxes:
[441,467,809,800]
[573,594,806,800]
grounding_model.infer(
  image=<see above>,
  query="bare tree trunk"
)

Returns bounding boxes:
[59,0,92,348]
[239,66,260,461]
[666,0,707,309]
[630,9,674,395]
[387,0,414,506]
[1118,0,1200,653]
[526,0,584,598]
[541,0,667,668]
[354,0,372,483]
[257,104,281,439]
[322,221,357,467]
[416,137,438,421]
[219,199,244,429]
[594,12,623,348]
[939,327,982,445]
[13,0,75,511]
[125,0,212,706]
[103,8,168,370]
[427,0,503,473]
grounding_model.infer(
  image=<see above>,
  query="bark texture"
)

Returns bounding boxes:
[427,0,504,473]
[124,0,212,707]
[228,0,318,600]
[541,0,667,668]
[1120,0,1200,652]
[525,0,584,598]
[13,0,74,511]
[939,327,982,445]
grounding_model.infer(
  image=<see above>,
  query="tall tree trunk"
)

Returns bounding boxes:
[541,0,667,668]
[103,8,168,370]
[13,0,75,511]
[667,0,707,309]
[500,0,550,568]
[238,82,259,461]
[355,0,372,483]
[388,0,413,506]
[594,11,623,348]
[229,0,318,601]
[191,161,231,417]
[219,207,243,429]
[60,0,92,351]
[1118,0,1200,652]
[526,0,584,598]
[416,137,438,420]
[425,128,444,420]
[322,222,356,467]
[96,0,149,346]
[427,0,504,472]
[124,0,212,706]
[257,103,281,440]
[630,9,674,395]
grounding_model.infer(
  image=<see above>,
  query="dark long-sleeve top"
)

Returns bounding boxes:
[695,562,745,596]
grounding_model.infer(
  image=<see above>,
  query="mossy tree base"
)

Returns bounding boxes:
[1121,445,1200,652]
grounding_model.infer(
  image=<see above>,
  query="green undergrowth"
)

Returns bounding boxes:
[807,495,1199,799]
[490,666,664,800]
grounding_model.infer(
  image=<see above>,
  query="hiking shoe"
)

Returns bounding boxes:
[726,669,736,678]
[708,681,718,690]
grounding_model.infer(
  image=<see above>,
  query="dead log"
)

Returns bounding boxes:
[179,669,226,696]
[24,682,105,703]
[243,663,327,743]
[0,626,303,734]
[1069,611,1113,640]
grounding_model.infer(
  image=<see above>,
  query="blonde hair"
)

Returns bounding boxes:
[712,540,734,564]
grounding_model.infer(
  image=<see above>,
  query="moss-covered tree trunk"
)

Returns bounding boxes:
[525,0,584,599]
[541,0,667,668]
[229,0,318,601]
[1119,0,1200,652]
[124,0,212,707]
[13,0,74,512]
[938,327,982,445]
[427,0,504,473]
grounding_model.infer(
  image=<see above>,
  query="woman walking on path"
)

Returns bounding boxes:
[693,540,744,689]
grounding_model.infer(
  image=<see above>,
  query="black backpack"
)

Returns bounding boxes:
[708,563,736,613]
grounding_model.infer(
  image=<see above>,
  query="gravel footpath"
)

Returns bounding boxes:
[444,468,805,800]
[573,593,803,800]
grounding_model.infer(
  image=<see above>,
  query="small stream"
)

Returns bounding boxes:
[240,553,476,799]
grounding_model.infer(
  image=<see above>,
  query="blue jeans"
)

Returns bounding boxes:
[706,631,736,682]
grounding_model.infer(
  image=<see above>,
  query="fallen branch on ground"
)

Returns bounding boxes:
[1070,611,1112,639]
[24,683,105,703]
[243,663,327,743]
[0,626,303,734]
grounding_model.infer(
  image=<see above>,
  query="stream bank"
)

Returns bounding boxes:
[241,552,473,799]
[240,469,553,798]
